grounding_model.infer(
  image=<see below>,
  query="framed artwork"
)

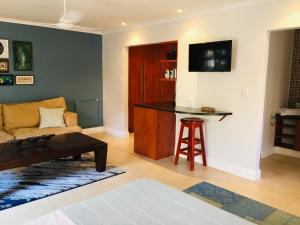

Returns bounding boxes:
[15,75,35,85]
[0,39,9,58]
[0,59,9,73]
[13,41,33,71]
[0,74,14,86]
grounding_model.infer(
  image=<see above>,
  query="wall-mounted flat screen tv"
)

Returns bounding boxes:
[189,40,232,72]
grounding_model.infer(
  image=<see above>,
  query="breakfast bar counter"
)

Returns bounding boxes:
[134,103,232,160]
[135,103,233,120]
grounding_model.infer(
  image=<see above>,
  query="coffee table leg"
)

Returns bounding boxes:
[94,144,107,172]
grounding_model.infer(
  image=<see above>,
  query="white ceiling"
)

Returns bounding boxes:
[0,0,269,34]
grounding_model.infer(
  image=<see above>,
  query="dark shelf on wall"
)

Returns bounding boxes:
[277,143,295,149]
[275,133,295,139]
[277,124,296,128]
[274,114,300,151]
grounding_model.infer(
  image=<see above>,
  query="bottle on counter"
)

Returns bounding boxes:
[169,70,174,79]
[165,69,170,79]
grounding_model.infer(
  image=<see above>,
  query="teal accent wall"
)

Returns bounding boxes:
[0,21,103,128]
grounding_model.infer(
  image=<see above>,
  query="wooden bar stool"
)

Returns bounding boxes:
[174,117,207,171]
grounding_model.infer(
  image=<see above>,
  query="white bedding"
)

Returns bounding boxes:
[24,179,254,225]
[23,210,76,225]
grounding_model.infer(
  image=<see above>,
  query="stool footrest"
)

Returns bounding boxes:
[179,148,204,155]
[181,137,203,145]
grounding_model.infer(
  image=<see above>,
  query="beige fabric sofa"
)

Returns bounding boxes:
[0,97,81,143]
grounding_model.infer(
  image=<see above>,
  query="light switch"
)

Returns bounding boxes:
[186,97,193,107]
[241,87,249,97]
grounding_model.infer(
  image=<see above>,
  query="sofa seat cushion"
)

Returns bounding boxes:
[8,126,82,140]
[0,130,14,144]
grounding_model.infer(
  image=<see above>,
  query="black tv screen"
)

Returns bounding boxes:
[189,40,232,72]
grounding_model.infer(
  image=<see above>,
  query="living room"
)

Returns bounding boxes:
[1,0,300,224]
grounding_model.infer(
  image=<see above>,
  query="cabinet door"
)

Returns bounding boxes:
[160,80,176,102]
[134,107,157,158]
[143,44,161,104]
[128,46,148,132]
[156,110,176,159]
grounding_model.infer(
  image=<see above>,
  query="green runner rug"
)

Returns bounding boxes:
[184,182,300,225]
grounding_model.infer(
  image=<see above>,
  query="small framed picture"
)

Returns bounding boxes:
[0,74,14,86]
[0,39,9,58]
[13,41,33,71]
[15,75,34,85]
[0,59,9,73]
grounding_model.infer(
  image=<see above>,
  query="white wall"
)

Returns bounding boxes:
[261,30,294,158]
[103,0,300,180]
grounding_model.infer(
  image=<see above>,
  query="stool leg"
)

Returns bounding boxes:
[199,124,207,167]
[174,124,184,165]
[187,127,191,162]
[190,124,195,171]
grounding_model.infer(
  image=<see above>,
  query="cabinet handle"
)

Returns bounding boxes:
[143,64,146,103]
[140,64,143,103]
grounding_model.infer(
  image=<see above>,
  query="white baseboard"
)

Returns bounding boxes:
[104,127,129,138]
[274,146,300,159]
[82,126,104,134]
[261,150,274,159]
[180,155,261,181]
[206,157,261,181]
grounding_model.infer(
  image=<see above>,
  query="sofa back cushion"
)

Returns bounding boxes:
[39,97,67,109]
[0,104,3,130]
[3,97,67,131]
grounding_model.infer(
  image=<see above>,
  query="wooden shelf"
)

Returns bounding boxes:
[278,143,295,149]
[276,133,295,139]
[277,124,296,128]
[274,114,300,150]
[160,60,177,63]
[159,78,176,82]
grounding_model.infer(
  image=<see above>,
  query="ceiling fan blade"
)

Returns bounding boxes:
[59,11,83,24]
[74,25,102,32]
[65,11,84,23]
[58,0,84,27]
[57,21,74,29]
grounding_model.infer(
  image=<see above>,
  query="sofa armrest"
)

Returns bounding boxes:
[64,111,78,127]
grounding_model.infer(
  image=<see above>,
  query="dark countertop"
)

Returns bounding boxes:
[134,103,233,116]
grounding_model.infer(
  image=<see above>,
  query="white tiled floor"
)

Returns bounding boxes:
[1,132,300,224]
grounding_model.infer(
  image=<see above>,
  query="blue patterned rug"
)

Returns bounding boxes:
[0,154,125,211]
[185,182,300,225]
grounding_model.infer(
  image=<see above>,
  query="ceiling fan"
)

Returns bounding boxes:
[53,0,102,32]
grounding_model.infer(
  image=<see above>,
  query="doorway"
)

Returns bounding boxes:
[262,28,300,158]
[261,28,300,187]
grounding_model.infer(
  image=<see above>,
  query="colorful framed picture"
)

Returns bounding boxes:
[15,75,35,85]
[0,74,14,86]
[13,41,33,71]
[0,59,9,73]
[0,39,9,58]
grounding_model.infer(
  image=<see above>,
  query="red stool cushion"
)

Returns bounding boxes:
[180,117,204,124]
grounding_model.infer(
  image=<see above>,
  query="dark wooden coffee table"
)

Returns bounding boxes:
[0,132,107,172]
